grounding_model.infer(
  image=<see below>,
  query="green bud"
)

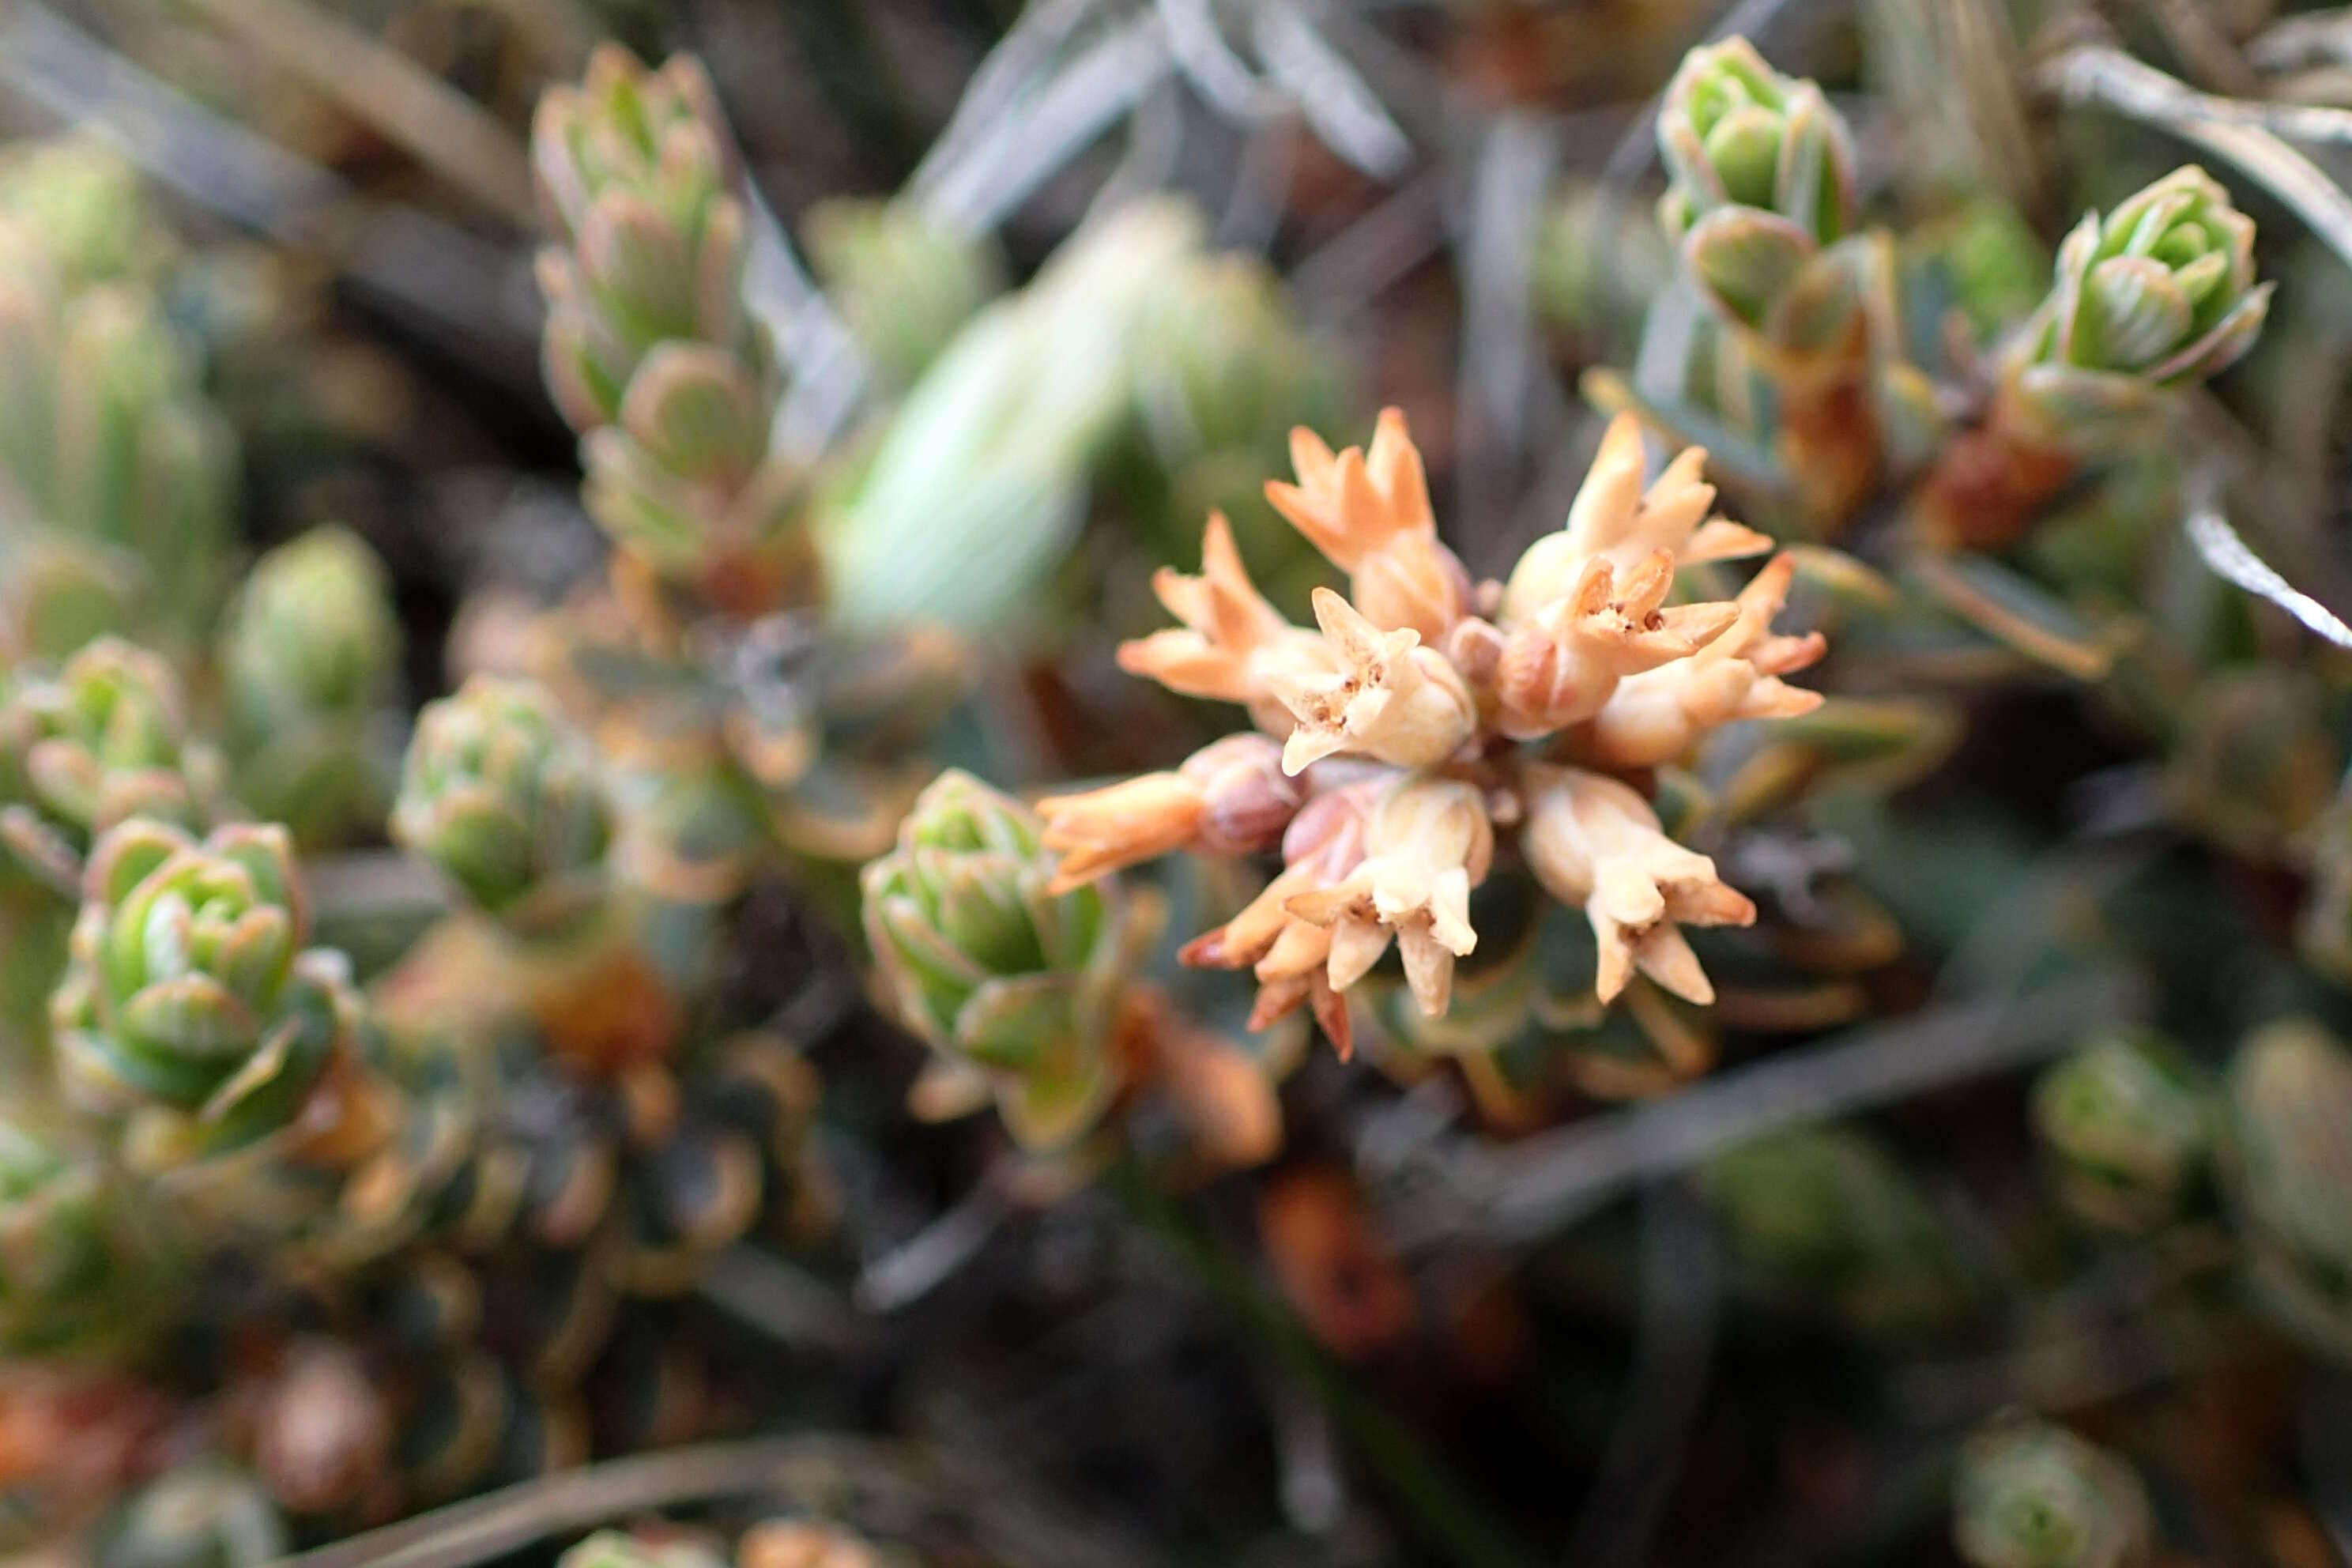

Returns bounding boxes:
[577,343,809,609]
[0,636,217,892]
[861,769,1129,1149]
[533,46,808,609]
[0,139,164,290]
[532,44,757,429]
[392,677,613,925]
[2164,667,2334,861]
[804,197,1004,392]
[51,819,356,1163]
[1657,38,1858,336]
[1953,1412,2153,1568]
[2032,1034,2211,1232]
[51,285,239,618]
[1660,40,1856,243]
[0,235,236,650]
[2225,1020,2352,1360]
[95,1464,287,1568]
[2009,166,2270,447]
[224,528,400,723]
[218,528,402,846]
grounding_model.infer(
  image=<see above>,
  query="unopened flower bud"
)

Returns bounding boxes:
[0,637,216,890]
[1657,39,1859,332]
[1954,1412,2152,1568]
[51,820,362,1167]
[1185,733,1307,851]
[2010,165,2269,450]
[391,677,614,927]
[861,771,1131,1149]
[1038,734,1302,893]
[2034,1035,2211,1232]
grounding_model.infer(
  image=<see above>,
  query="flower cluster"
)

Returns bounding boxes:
[1038,409,1823,1053]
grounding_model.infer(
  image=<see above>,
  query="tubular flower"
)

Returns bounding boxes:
[1283,776,1493,1020]
[1576,552,1826,768]
[970,410,1825,1049]
[1270,590,1478,775]
[1117,511,1330,733]
[1182,778,1378,1053]
[1265,408,1466,640]
[1524,766,1754,1005]
[1503,416,1769,618]
[1037,733,1302,894]
[50,820,368,1167]
[1494,550,1740,739]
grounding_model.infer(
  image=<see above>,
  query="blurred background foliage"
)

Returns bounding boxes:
[4,1,2352,1566]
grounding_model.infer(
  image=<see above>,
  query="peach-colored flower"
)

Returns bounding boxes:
[1577,552,1826,768]
[1270,589,1476,775]
[1266,409,1467,640]
[1118,511,1329,732]
[1522,765,1753,1004]
[1283,776,1493,1017]
[1039,734,1302,892]
[1501,415,1770,624]
[1494,548,1742,738]
[1180,780,1378,1054]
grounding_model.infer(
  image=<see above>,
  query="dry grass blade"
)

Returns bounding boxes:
[1395,972,2138,1246]
[274,1440,873,1568]
[1452,113,1562,568]
[920,12,1174,233]
[179,0,536,224]
[2041,40,2352,146]
[2249,7,2352,73]
[0,2,532,373]
[1253,2,1411,178]
[2184,485,2352,650]
[273,1434,1152,1568]
[1866,0,2041,206]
